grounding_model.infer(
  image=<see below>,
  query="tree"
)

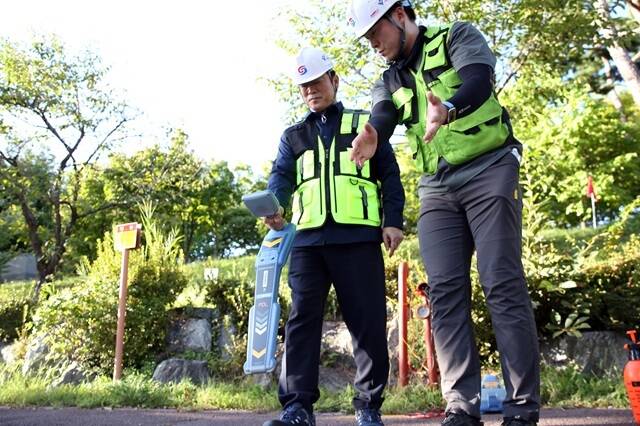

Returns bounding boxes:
[0,37,133,299]
[75,131,263,261]
[266,0,640,229]
[501,68,640,226]
[594,0,640,107]
[627,0,640,25]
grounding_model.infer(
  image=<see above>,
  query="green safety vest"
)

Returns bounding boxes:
[384,24,510,175]
[290,109,382,230]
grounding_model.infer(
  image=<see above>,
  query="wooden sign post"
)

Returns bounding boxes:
[112,222,142,381]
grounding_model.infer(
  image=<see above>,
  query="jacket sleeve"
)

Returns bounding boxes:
[267,134,297,212]
[372,139,405,229]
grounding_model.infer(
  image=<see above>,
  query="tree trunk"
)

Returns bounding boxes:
[601,55,627,120]
[596,0,640,107]
[627,0,640,25]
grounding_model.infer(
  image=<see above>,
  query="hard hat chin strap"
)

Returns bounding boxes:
[383,14,406,63]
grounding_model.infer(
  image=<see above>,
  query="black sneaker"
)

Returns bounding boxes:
[263,403,316,426]
[355,407,384,426]
[501,417,537,426]
[441,411,484,426]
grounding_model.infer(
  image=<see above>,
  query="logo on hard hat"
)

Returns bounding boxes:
[298,65,307,75]
[347,17,355,26]
[370,9,379,17]
[378,0,385,4]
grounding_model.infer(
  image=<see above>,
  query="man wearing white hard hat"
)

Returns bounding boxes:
[346,1,540,426]
[262,46,405,426]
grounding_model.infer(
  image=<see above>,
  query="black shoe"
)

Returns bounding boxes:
[355,407,384,426]
[263,403,316,426]
[441,411,483,426]
[501,417,537,426]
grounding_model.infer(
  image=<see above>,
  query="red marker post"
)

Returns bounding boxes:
[112,222,142,381]
[398,262,409,387]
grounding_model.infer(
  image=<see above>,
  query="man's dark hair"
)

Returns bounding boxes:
[389,2,416,22]
[403,6,416,21]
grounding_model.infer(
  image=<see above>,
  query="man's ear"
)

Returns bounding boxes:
[393,5,406,24]
[332,74,340,93]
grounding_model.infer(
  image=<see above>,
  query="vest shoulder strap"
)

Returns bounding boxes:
[340,109,370,135]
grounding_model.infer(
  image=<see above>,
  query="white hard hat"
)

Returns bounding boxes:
[347,0,412,38]
[292,47,334,85]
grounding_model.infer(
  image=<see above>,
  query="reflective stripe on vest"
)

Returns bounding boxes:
[290,110,382,230]
[389,25,510,174]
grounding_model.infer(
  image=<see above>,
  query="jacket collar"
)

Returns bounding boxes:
[393,26,426,72]
[304,101,343,124]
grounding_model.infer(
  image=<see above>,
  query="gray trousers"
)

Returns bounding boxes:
[417,153,540,421]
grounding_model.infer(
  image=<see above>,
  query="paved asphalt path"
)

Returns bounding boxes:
[0,407,635,426]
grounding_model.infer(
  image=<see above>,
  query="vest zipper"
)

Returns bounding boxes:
[324,146,330,218]
[359,185,368,220]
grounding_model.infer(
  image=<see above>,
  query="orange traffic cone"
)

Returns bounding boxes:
[624,330,640,424]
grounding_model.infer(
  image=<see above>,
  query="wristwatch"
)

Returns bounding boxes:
[441,100,457,124]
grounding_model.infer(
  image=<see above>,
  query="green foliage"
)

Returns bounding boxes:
[268,0,385,121]
[540,364,628,408]
[203,277,256,341]
[0,363,628,410]
[0,36,133,287]
[500,68,640,226]
[30,205,188,374]
[0,282,31,342]
[68,131,263,263]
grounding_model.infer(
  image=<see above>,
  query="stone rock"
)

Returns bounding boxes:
[541,331,629,377]
[152,358,209,385]
[216,320,237,361]
[0,341,19,365]
[0,254,38,282]
[22,334,49,375]
[166,308,214,353]
[321,321,353,356]
[319,365,354,391]
[249,372,275,388]
[50,362,85,387]
[178,307,214,321]
[245,343,284,389]
[386,315,400,386]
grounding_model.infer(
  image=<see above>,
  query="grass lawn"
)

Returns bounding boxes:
[0,365,628,412]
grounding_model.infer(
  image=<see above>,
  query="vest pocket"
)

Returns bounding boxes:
[391,87,414,124]
[423,35,447,70]
[292,179,321,226]
[300,149,316,182]
[338,149,370,178]
[438,98,510,165]
[333,176,380,224]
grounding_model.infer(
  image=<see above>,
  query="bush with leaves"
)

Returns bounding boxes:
[0,291,29,343]
[30,204,188,375]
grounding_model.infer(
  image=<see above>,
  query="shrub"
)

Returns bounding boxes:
[0,289,30,343]
[31,205,188,374]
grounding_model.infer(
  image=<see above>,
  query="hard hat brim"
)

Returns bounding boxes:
[351,0,397,39]
[354,14,384,39]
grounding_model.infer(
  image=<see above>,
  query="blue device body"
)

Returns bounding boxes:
[243,223,296,374]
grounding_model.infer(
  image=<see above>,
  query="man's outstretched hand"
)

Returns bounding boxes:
[424,91,447,143]
[350,122,378,167]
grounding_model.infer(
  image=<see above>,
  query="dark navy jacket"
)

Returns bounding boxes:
[268,102,405,247]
